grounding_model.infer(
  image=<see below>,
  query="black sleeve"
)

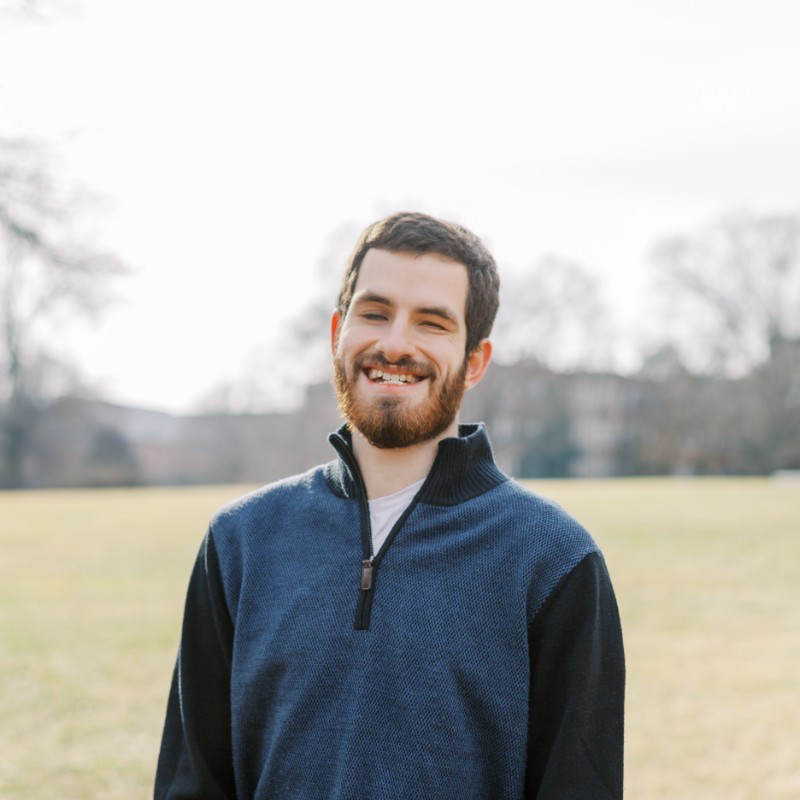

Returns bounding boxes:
[526,551,625,799]
[154,530,236,799]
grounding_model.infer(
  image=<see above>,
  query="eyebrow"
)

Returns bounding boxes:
[418,306,459,326]
[355,293,460,326]
[356,293,393,307]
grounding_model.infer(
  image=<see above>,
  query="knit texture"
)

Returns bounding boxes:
[155,424,624,799]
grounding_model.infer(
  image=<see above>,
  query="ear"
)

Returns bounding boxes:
[330,310,342,355]
[464,339,492,390]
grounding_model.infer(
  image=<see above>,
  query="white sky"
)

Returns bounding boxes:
[2,0,798,412]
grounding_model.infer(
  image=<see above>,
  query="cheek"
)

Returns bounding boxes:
[431,344,466,374]
[335,331,368,369]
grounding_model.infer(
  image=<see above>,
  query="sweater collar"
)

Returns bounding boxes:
[325,422,507,507]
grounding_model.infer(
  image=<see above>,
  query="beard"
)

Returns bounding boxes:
[333,351,467,449]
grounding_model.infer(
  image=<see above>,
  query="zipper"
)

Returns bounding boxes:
[330,434,425,632]
[360,559,374,590]
[353,493,425,630]
[355,557,375,630]
[330,438,377,630]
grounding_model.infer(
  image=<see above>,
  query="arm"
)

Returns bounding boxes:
[155,530,236,799]
[526,551,625,799]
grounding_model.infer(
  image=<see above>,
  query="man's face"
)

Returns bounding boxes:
[332,248,486,449]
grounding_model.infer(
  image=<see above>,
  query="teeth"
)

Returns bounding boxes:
[367,368,420,384]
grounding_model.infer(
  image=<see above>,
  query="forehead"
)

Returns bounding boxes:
[354,249,469,317]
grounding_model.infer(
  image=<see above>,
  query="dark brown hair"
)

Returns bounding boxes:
[336,212,500,354]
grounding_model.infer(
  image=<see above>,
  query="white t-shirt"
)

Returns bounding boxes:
[368,478,426,555]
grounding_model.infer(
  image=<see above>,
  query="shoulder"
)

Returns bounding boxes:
[208,464,334,550]
[487,479,601,618]
[489,478,597,551]
[204,464,339,608]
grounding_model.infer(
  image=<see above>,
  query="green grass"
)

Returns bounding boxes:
[2,479,799,798]
[528,477,800,799]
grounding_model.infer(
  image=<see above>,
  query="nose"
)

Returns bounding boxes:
[376,317,415,363]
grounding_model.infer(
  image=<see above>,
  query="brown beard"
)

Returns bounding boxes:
[333,352,467,449]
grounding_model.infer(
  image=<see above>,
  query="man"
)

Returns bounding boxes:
[155,212,625,799]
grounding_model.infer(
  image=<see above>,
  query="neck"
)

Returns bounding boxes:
[351,419,458,499]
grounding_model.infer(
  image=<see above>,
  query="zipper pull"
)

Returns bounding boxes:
[360,558,373,590]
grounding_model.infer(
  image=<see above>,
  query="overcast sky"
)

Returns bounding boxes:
[2,0,798,412]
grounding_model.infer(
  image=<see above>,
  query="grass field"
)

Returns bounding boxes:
[1,478,798,798]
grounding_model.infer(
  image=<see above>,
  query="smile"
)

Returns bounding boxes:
[364,368,425,385]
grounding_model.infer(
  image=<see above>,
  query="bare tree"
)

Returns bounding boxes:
[492,254,613,371]
[0,137,126,486]
[651,211,800,375]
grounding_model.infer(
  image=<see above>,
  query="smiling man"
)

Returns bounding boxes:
[155,212,625,799]
[333,248,479,451]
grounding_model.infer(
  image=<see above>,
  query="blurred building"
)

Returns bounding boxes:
[4,343,799,488]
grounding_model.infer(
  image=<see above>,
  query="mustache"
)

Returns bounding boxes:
[353,353,434,378]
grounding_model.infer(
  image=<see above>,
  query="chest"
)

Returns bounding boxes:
[229,501,530,685]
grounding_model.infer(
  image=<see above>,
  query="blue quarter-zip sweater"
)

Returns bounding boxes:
[155,424,625,799]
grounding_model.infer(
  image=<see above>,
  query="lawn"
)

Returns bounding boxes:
[1,478,798,798]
